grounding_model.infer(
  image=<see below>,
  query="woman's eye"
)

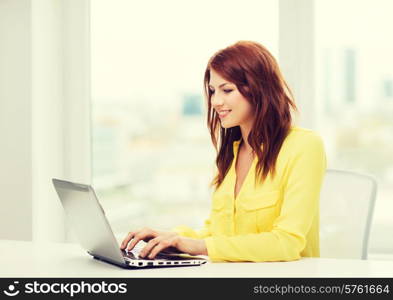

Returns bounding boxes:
[209,89,232,94]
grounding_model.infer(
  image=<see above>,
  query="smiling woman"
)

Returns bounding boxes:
[205,41,298,189]
[121,40,327,262]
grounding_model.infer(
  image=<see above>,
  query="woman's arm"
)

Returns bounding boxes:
[171,216,212,239]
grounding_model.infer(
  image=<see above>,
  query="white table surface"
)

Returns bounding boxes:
[1,239,393,278]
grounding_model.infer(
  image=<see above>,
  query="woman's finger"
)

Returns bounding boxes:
[126,232,145,252]
[148,239,173,259]
[139,237,160,258]
[120,231,135,249]
[126,228,156,252]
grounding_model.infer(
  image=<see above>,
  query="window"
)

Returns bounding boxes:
[315,0,393,258]
[90,0,278,235]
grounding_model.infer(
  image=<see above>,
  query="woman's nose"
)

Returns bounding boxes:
[211,95,224,107]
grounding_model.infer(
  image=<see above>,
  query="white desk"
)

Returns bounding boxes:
[1,239,393,278]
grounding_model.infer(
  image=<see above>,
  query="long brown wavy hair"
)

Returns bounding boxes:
[204,41,297,190]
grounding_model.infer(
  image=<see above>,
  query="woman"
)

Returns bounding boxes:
[120,40,327,262]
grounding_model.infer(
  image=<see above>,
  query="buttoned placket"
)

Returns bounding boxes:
[230,139,257,235]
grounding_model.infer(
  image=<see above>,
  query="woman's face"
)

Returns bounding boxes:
[209,69,254,129]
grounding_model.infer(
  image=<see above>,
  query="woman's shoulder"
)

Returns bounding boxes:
[282,126,325,153]
[232,126,324,154]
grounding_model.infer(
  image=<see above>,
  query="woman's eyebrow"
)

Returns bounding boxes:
[208,83,231,88]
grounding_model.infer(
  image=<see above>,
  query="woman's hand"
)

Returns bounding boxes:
[120,227,207,259]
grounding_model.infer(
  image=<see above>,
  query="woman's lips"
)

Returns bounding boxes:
[218,110,231,118]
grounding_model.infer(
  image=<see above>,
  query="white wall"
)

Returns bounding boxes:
[31,0,68,243]
[0,0,91,242]
[0,0,33,241]
[279,0,315,128]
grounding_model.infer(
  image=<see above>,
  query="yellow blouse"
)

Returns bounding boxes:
[172,126,327,262]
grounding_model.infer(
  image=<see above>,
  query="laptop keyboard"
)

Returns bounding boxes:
[121,249,143,260]
[121,249,189,261]
[121,249,168,260]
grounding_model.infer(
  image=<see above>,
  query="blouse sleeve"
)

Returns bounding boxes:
[204,133,327,262]
[171,214,212,239]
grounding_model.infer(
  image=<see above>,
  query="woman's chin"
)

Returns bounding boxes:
[220,122,237,129]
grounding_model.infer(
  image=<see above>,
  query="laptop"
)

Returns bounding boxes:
[52,178,207,269]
